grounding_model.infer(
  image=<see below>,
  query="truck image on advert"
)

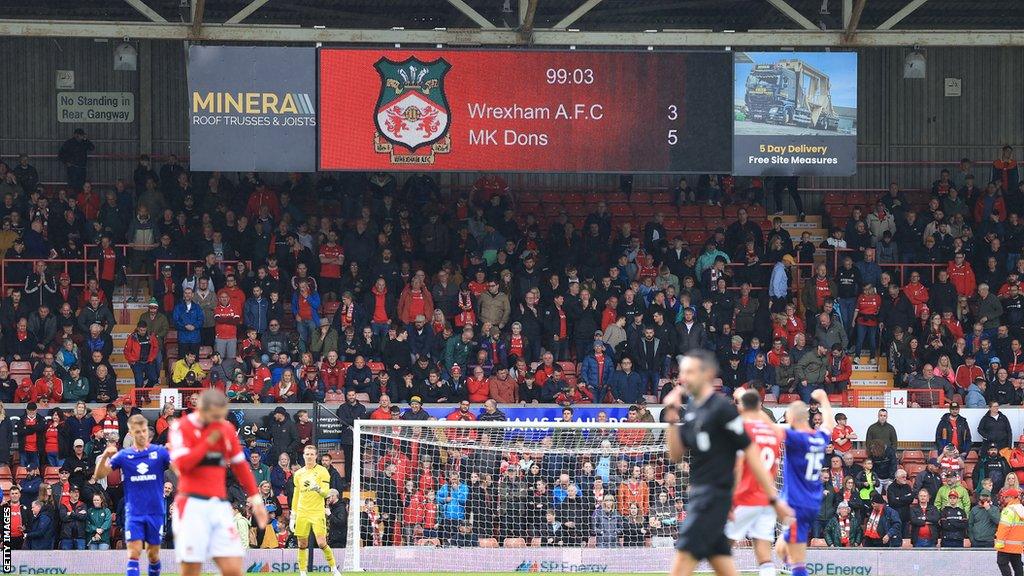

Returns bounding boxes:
[744,59,839,131]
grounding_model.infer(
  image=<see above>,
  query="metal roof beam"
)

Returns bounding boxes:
[554,0,603,29]
[447,0,497,29]
[876,0,930,30]
[2,20,1023,47]
[844,0,867,39]
[225,0,274,25]
[191,0,206,35]
[123,0,166,23]
[764,0,819,31]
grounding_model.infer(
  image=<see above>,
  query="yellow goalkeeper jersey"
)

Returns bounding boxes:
[291,464,330,519]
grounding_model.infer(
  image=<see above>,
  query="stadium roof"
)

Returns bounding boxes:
[1,0,1023,46]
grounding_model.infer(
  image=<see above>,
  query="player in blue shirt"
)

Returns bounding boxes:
[777,389,835,576]
[94,414,171,576]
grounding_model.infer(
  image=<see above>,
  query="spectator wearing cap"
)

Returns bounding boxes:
[63,437,92,487]
[401,396,430,421]
[259,406,298,465]
[935,401,972,453]
[153,265,179,314]
[58,483,88,550]
[335,389,366,479]
[969,488,1000,548]
[937,487,970,548]
[61,365,89,403]
[977,441,1013,493]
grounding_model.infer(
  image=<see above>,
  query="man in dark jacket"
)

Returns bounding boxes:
[886,469,915,535]
[862,492,902,547]
[58,486,88,549]
[937,490,969,548]
[25,500,54,550]
[974,442,1012,493]
[336,390,366,481]
[608,357,644,404]
[259,406,298,466]
[978,401,1014,449]
[879,283,916,344]
[57,128,94,191]
[934,402,971,453]
[675,307,707,353]
[914,459,944,501]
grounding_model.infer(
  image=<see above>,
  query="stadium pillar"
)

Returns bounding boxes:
[138,40,152,155]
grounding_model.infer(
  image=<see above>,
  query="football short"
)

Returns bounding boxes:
[675,486,732,560]
[125,513,165,545]
[172,496,243,563]
[785,505,819,545]
[724,505,776,542]
[294,514,328,538]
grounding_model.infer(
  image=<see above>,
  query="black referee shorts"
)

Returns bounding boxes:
[675,486,733,560]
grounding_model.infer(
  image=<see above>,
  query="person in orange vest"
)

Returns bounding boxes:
[995,487,1024,576]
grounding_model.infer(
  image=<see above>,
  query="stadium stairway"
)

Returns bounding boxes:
[773,213,827,245]
[851,356,895,388]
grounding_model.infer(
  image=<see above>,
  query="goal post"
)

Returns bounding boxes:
[345,419,675,573]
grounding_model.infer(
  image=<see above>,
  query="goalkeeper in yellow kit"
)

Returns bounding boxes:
[292,444,342,576]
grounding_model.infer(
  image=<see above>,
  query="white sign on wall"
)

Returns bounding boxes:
[944,77,962,97]
[56,70,75,90]
[57,91,134,123]
[159,388,182,409]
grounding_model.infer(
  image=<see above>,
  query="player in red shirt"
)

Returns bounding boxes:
[726,389,783,576]
[169,389,267,576]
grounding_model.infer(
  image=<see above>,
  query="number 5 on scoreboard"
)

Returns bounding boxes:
[667,130,678,145]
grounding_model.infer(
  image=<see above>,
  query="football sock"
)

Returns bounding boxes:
[126,559,140,576]
[322,543,337,569]
[791,563,807,576]
[148,560,161,576]
[297,547,308,570]
[758,562,776,576]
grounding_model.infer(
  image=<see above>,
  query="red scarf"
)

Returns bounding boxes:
[341,302,354,327]
[864,508,882,539]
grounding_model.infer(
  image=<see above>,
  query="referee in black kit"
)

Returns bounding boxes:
[664,350,792,576]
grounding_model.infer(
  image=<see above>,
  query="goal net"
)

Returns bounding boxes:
[343,418,782,573]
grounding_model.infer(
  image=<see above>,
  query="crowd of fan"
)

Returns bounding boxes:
[1,399,347,551]
[1,133,1024,551]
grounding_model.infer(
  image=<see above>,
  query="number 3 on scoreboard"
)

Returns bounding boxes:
[804,451,825,482]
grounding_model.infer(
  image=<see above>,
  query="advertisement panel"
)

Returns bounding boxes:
[188,46,317,172]
[319,49,732,173]
[733,51,857,176]
[9,547,996,575]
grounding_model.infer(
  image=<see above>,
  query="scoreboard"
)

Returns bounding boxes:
[319,49,732,173]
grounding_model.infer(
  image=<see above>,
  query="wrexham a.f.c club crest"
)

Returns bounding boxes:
[374,57,452,165]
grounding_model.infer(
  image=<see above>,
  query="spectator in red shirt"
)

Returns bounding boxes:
[31,365,63,405]
[946,252,977,297]
[852,283,882,362]
[831,412,858,453]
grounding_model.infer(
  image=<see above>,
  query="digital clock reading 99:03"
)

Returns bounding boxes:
[546,68,595,85]
[318,49,732,173]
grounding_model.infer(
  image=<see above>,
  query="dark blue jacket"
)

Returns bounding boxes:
[172,301,205,344]
[405,324,435,359]
[244,296,270,334]
[608,370,644,404]
[25,509,55,550]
